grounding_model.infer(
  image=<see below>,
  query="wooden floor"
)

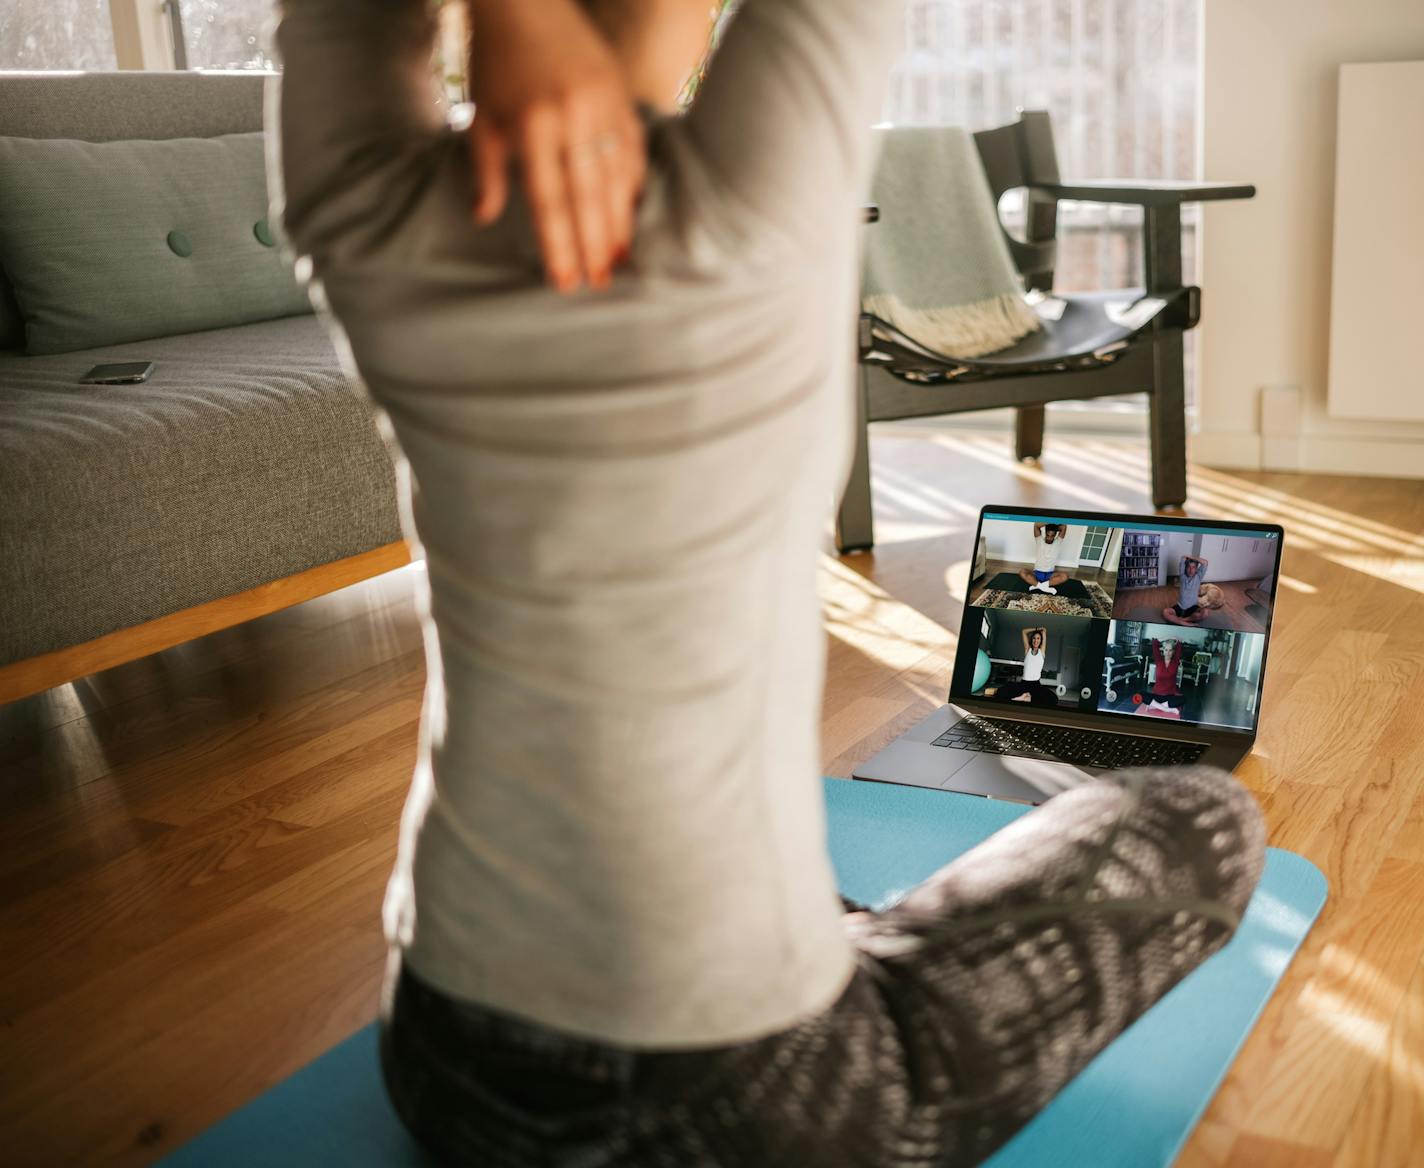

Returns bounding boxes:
[2,430,1422,1167]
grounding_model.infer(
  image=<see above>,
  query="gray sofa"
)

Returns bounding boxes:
[0,72,402,680]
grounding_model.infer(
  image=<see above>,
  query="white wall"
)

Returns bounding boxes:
[1160,531,1198,585]
[1327,63,1424,423]
[1192,533,1277,582]
[982,520,1087,566]
[1197,0,1424,477]
[1120,530,1275,585]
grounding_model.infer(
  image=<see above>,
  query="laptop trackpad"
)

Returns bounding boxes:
[946,754,1106,804]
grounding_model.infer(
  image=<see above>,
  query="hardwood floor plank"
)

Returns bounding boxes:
[0,650,423,856]
[1172,1116,1238,1168]
[1331,955,1424,1168]
[0,776,409,1020]
[1385,785,1424,863]
[1223,1134,1334,1168]
[0,814,173,906]
[1234,856,1424,1152]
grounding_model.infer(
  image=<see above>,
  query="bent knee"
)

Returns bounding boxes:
[1112,766,1266,916]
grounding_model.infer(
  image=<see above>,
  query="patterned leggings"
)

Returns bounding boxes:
[380,767,1265,1167]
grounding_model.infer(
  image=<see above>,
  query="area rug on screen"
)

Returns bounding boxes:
[974,583,1114,619]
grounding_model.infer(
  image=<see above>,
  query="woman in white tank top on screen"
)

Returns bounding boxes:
[1000,626,1052,706]
[1021,626,1047,683]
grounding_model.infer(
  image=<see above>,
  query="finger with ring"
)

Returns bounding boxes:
[566,132,621,163]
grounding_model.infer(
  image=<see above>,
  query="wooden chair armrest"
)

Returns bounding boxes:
[1029,180,1256,206]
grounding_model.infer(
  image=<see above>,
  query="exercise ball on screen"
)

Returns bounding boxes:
[973,649,991,691]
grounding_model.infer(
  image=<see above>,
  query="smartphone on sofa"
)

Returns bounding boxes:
[79,361,154,385]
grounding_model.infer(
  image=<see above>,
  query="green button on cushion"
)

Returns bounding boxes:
[166,229,193,257]
[253,218,275,247]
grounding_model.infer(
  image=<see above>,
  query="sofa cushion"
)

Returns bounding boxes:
[0,277,21,353]
[0,316,403,664]
[0,132,311,355]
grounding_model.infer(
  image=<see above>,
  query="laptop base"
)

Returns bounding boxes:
[852,704,1250,806]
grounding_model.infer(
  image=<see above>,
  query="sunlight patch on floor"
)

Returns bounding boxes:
[1189,464,1424,551]
[41,709,118,790]
[1317,1009,1391,1059]
[865,517,967,543]
[1043,439,1424,596]
[1070,440,1421,557]
[819,554,954,673]
[944,559,974,602]
[925,434,1133,511]
[1326,555,1424,596]
[848,428,1423,654]
[1299,971,1395,1063]
[872,459,985,524]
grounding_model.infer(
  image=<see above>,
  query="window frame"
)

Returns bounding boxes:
[108,0,179,70]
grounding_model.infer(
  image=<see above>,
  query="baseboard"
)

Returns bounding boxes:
[1191,428,1424,479]
[1299,434,1424,478]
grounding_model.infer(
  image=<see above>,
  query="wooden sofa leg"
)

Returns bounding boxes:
[836,375,874,554]
[1149,332,1189,511]
[1015,404,1045,461]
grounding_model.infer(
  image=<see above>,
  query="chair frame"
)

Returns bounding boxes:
[836,110,1254,553]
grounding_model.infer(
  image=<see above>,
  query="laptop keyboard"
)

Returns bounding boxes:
[931,715,1207,770]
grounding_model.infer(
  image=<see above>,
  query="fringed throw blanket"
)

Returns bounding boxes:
[863,126,1041,358]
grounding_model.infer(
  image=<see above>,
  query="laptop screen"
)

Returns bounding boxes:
[949,509,1284,734]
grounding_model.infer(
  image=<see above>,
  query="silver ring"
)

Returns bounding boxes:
[567,132,620,163]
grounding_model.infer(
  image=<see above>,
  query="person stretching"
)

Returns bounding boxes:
[996,626,1055,705]
[272,2,1265,1164]
[1146,637,1185,714]
[1021,625,1047,685]
[1163,553,1213,625]
[1019,522,1070,594]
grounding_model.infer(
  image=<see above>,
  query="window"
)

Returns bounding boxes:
[170,0,467,102]
[174,0,273,71]
[1078,524,1112,564]
[1,0,117,70]
[884,0,1202,406]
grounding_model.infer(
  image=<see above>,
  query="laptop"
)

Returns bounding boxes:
[853,506,1285,804]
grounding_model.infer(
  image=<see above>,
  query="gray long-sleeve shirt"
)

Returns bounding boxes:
[1179,557,1206,608]
[271,0,905,1046]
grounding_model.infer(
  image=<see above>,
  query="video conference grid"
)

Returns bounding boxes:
[958,514,1277,731]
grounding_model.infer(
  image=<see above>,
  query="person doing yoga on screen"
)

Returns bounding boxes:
[1022,625,1047,683]
[273,1,1264,1164]
[999,626,1055,705]
[1163,553,1222,625]
[1140,636,1186,716]
[1019,522,1071,594]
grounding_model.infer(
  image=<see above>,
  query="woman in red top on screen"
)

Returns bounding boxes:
[1138,637,1185,718]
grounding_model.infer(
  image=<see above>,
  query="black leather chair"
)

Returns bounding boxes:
[836,110,1254,553]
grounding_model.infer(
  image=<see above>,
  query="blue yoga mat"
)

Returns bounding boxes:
[163,778,1325,1168]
